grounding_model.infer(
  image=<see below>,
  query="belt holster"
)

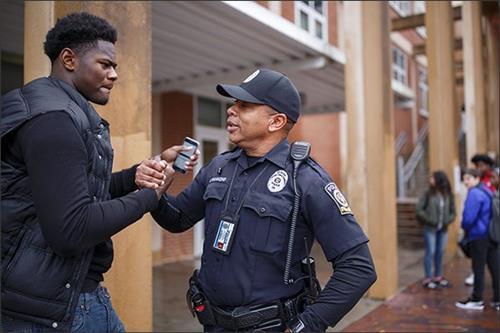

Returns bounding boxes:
[186,270,216,326]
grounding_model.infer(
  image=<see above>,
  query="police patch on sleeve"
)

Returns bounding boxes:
[267,170,288,193]
[324,182,352,215]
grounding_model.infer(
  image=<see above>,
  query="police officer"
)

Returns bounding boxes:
[151,69,377,332]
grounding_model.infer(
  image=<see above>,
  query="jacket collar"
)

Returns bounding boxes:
[228,138,289,170]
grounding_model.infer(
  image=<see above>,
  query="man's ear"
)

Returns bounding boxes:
[268,113,288,133]
[59,48,78,72]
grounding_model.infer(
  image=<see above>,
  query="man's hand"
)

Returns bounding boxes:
[158,145,200,172]
[135,159,167,189]
[154,163,175,199]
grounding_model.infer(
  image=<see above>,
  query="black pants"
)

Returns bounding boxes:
[470,238,500,302]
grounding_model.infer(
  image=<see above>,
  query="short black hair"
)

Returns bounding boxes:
[471,154,494,167]
[44,12,117,62]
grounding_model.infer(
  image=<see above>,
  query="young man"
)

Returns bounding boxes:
[1,12,194,332]
[471,153,497,193]
[464,154,498,286]
[149,69,377,332]
[455,169,499,311]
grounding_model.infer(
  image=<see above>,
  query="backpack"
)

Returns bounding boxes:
[477,186,499,243]
[489,191,500,243]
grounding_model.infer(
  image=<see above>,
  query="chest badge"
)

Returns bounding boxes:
[325,182,353,215]
[267,170,288,193]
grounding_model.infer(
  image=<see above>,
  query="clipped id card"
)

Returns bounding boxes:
[212,214,239,255]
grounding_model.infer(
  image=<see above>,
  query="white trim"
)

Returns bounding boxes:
[222,1,345,64]
[392,80,415,99]
[417,66,428,114]
[419,109,429,118]
[390,32,413,55]
[268,1,281,16]
[392,46,408,87]
[389,1,411,17]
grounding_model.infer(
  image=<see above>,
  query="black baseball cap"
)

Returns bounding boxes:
[471,154,494,166]
[216,68,301,123]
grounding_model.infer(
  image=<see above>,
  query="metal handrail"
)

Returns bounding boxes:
[397,122,429,198]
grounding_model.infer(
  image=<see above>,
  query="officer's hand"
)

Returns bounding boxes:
[135,159,167,189]
[154,163,175,199]
[159,145,200,172]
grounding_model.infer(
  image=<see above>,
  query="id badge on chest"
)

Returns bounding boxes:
[212,212,239,255]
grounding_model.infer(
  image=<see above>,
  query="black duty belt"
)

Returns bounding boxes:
[187,270,302,331]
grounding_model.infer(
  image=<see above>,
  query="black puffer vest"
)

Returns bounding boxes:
[1,77,114,330]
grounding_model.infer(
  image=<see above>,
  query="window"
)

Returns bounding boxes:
[418,67,428,116]
[295,1,327,41]
[197,97,232,128]
[392,47,408,86]
[413,1,427,37]
[389,1,411,17]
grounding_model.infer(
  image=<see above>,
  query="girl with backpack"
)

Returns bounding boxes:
[416,170,456,289]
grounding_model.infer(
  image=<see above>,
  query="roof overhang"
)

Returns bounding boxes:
[152,1,346,114]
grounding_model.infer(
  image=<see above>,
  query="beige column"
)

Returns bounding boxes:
[485,19,499,156]
[23,1,54,82]
[24,2,153,331]
[462,1,487,161]
[425,1,460,256]
[344,1,397,299]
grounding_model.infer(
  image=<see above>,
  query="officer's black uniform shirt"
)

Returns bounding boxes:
[153,139,375,330]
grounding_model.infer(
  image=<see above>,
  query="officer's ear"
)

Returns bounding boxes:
[268,113,287,133]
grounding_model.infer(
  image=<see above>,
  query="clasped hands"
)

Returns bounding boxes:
[135,145,200,198]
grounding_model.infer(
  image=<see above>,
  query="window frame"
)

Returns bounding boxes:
[389,1,411,17]
[392,46,408,87]
[295,1,328,42]
[196,96,231,129]
[418,67,429,118]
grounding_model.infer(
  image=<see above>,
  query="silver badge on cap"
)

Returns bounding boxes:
[267,170,288,193]
[243,70,260,83]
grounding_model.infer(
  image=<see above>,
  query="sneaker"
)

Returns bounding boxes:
[464,273,474,286]
[491,301,500,311]
[455,298,484,310]
[434,277,452,288]
[422,279,438,289]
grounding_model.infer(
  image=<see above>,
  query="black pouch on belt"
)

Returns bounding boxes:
[186,270,216,326]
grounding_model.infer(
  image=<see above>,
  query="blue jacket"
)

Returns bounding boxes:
[462,184,493,241]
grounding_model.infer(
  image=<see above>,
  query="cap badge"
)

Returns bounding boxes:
[243,70,260,83]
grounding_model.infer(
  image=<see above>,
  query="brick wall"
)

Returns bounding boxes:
[394,106,413,157]
[327,1,338,47]
[288,113,342,187]
[281,1,294,23]
[157,91,195,264]
[255,1,268,9]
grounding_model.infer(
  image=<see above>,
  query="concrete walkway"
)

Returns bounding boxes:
[343,254,500,332]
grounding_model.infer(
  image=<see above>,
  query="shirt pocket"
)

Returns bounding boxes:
[202,182,229,237]
[244,191,292,254]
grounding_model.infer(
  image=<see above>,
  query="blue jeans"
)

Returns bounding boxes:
[423,227,448,279]
[1,285,125,332]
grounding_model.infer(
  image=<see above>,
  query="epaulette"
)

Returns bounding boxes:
[305,157,333,183]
